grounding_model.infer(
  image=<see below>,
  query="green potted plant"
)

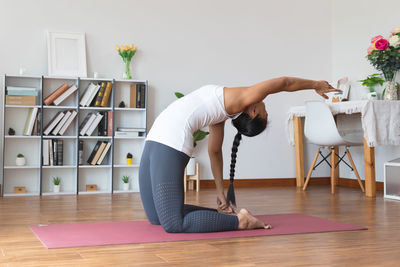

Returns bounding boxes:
[175,92,209,175]
[122,175,130,191]
[359,73,385,100]
[53,176,61,193]
[16,153,26,166]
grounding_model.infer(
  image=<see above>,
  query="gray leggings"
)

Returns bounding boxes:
[139,141,238,233]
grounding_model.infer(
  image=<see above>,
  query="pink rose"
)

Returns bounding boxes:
[367,44,375,55]
[374,38,389,50]
[371,35,383,43]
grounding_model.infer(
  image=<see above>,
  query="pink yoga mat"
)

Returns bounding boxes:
[30,213,366,249]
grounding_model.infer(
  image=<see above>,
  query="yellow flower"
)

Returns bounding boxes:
[133,46,137,51]
[130,44,134,50]
[116,45,120,51]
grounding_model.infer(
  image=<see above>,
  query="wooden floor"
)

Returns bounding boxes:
[1,185,399,267]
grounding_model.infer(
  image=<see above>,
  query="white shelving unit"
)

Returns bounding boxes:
[1,74,148,197]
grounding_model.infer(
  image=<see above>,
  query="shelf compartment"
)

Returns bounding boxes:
[5,105,42,109]
[4,166,40,169]
[114,108,146,111]
[113,164,140,168]
[79,165,112,168]
[43,136,77,139]
[79,107,112,111]
[42,165,77,169]
[3,192,39,197]
[41,191,76,196]
[43,105,77,109]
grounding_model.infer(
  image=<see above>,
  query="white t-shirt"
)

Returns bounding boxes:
[146,84,233,156]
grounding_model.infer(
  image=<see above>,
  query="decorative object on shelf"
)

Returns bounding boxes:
[16,153,26,166]
[53,176,61,193]
[118,101,126,108]
[86,184,98,191]
[116,44,137,79]
[14,186,26,194]
[359,74,385,100]
[126,153,133,165]
[47,31,87,77]
[366,26,400,100]
[19,67,27,75]
[175,92,209,175]
[122,175,130,191]
[8,128,15,135]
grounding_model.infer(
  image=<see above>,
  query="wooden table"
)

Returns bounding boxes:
[288,101,377,197]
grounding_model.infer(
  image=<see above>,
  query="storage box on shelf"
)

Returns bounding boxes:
[384,158,400,201]
[2,74,148,197]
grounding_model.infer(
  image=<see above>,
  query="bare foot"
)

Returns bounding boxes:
[237,209,271,230]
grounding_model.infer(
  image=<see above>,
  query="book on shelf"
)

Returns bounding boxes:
[6,86,38,96]
[56,139,63,165]
[85,113,104,136]
[87,141,102,164]
[107,111,113,136]
[43,112,65,135]
[115,131,144,137]
[23,107,38,136]
[53,85,78,106]
[98,111,107,136]
[78,141,84,165]
[52,110,72,135]
[91,141,107,165]
[32,112,40,136]
[97,142,111,165]
[87,84,101,107]
[116,127,146,132]
[80,83,99,107]
[100,82,112,107]
[79,113,96,136]
[94,82,107,107]
[49,139,54,166]
[135,84,146,108]
[43,140,49,166]
[5,95,36,105]
[130,84,137,108]
[58,110,77,136]
[44,83,69,106]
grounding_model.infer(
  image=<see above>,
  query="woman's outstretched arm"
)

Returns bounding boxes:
[224,77,341,114]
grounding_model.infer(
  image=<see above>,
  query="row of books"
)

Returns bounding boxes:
[44,83,78,106]
[43,139,63,166]
[80,82,112,107]
[87,141,112,165]
[43,110,78,136]
[6,86,38,105]
[79,111,112,136]
[129,83,146,108]
[115,127,146,137]
[23,108,40,136]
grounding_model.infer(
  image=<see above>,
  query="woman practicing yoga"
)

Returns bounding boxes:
[139,77,339,233]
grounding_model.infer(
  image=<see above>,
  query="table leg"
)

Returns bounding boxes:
[293,116,304,187]
[334,146,339,185]
[363,138,376,197]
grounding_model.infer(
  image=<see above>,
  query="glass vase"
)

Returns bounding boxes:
[122,58,132,79]
[384,80,398,100]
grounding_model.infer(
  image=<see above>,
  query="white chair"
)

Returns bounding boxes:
[303,101,365,194]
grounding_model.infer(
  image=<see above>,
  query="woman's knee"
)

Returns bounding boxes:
[161,222,183,233]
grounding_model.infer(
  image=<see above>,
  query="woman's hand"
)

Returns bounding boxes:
[217,195,237,215]
[314,80,342,99]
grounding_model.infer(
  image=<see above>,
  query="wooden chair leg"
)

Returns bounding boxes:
[303,148,320,191]
[330,147,336,194]
[346,148,365,192]
[195,163,200,192]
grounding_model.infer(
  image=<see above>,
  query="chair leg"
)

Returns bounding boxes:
[346,148,365,192]
[330,147,336,194]
[303,148,320,191]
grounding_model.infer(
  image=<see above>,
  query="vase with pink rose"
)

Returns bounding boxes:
[367,26,400,100]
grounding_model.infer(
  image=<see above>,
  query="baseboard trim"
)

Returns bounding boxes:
[200,177,383,191]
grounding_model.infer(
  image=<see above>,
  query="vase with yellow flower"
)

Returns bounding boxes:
[116,44,137,79]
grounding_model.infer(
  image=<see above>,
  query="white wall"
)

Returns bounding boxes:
[0,0,333,181]
[332,0,400,181]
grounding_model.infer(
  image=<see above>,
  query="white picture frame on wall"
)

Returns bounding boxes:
[47,31,87,77]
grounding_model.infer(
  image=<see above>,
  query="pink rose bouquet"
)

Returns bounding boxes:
[367,27,400,81]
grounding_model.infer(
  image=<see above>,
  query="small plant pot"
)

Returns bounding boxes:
[123,183,130,191]
[186,157,196,176]
[16,157,26,166]
[126,158,133,165]
[53,185,60,193]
